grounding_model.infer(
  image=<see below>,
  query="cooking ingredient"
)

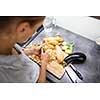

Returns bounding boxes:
[62,42,67,46]
[62,42,74,54]
[27,36,74,67]
[65,49,72,54]
[62,46,69,51]
[62,61,68,67]
[55,36,64,42]
[43,44,55,50]
[56,45,68,63]
[43,36,64,46]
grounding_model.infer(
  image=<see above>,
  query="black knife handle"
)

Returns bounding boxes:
[64,52,86,65]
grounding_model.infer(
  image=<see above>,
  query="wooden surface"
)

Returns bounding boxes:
[47,61,65,79]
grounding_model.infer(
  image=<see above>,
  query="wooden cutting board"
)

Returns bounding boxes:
[29,56,65,79]
[47,61,65,79]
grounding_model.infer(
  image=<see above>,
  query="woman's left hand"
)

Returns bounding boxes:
[24,45,42,56]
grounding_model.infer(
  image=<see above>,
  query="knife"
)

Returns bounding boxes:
[64,52,86,82]
[65,65,78,83]
[69,64,83,80]
[65,68,75,83]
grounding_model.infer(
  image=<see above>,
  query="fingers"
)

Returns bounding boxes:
[38,45,42,49]
[41,48,44,54]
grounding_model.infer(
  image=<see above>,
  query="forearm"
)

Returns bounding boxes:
[37,62,47,83]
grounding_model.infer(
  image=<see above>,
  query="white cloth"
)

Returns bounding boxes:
[0,54,40,83]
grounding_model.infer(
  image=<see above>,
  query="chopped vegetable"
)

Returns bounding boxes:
[61,42,74,54]
[61,61,68,67]
[65,49,72,54]
[62,46,69,50]
[62,42,67,46]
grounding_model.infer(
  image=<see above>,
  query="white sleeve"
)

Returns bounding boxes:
[15,43,40,82]
[19,53,40,82]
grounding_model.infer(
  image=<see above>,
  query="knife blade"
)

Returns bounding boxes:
[65,65,78,83]
[69,64,83,80]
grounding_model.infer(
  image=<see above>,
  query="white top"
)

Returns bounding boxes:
[0,53,40,83]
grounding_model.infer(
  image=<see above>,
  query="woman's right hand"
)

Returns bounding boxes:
[37,50,50,83]
[41,50,50,67]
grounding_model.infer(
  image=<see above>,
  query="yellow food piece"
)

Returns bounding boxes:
[62,46,67,51]
[65,49,72,54]
[47,40,59,45]
[30,55,41,64]
[55,36,64,42]
[46,49,57,62]
[47,44,55,49]
[28,36,69,67]
[62,42,67,46]
[43,44,55,50]
[43,36,64,46]
[56,45,66,63]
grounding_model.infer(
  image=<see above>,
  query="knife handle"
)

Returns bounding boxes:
[64,52,86,64]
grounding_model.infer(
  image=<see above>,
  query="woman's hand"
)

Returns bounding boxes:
[38,50,50,83]
[24,46,42,56]
[31,46,42,55]
[41,50,50,66]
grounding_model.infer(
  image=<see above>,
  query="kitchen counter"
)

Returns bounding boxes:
[31,26,100,83]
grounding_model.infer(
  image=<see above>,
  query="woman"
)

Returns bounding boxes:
[0,16,49,83]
